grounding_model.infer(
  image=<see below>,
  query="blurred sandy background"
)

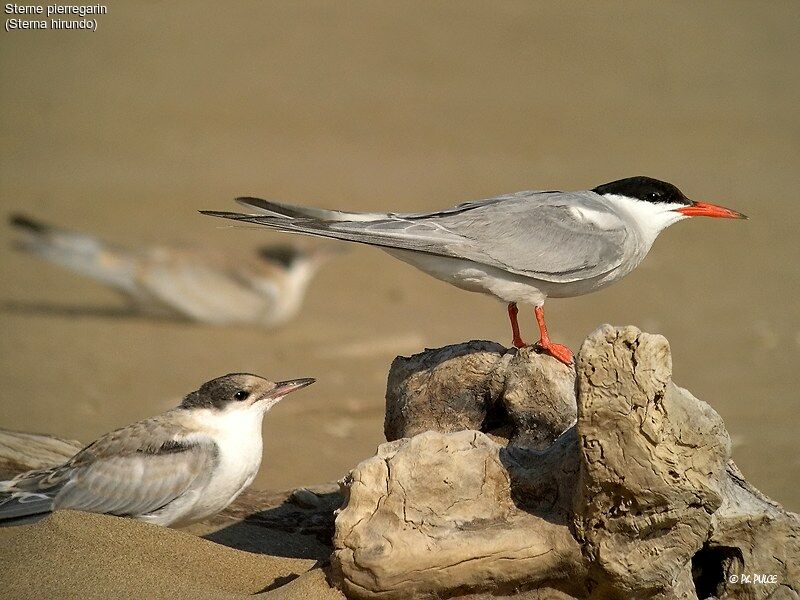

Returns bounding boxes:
[1,2,798,507]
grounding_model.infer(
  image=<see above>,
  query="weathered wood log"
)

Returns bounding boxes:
[568,325,800,600]
[0,429,82,478]
[332,429,586,598]
[385,342,576,449]
[333,325,800,599]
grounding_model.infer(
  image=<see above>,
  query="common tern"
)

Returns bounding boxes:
[0,374,314,526]
[9,214,335,327]
[202,177,747,364]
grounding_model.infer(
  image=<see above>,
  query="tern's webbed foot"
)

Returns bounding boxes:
[533,340,574,365]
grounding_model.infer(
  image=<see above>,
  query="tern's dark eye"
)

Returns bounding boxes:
[234,390,250,401]
[648,192,660,201]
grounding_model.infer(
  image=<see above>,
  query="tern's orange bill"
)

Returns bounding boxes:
[675,202,748,219]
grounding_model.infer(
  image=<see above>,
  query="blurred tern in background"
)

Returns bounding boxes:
[0,373,315,526]
[202,176,747,364]
[9,215,336,327]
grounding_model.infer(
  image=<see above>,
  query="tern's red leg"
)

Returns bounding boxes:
[507,302,526,348]
[533,306,573,365]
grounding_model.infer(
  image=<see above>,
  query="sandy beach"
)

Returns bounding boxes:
[1,0,798,514]
[0,509,343,599]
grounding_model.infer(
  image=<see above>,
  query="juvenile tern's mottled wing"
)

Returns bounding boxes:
[55,418,217,516]
[205,190,628,283]
[1,416,217,520]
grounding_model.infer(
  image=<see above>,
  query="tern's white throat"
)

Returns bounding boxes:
[600,193,688,247]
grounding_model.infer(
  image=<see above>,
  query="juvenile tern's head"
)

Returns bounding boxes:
[180,373,315,413]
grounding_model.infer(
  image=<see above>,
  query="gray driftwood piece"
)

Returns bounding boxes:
[333,325,799,600]
[385,342,577,449]
[0,429,83,476]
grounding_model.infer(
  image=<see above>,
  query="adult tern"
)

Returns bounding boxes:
[202,176,746,364]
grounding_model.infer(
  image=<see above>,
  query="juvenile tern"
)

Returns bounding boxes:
[0,374,314,526]
[202,176,747,364]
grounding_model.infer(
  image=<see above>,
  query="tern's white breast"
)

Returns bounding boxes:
[181,407,265,522]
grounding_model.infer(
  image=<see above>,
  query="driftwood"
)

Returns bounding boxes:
[332,326,800,599]
[3,325,798,599]
[0,429,83,477]
[384,342,576,449]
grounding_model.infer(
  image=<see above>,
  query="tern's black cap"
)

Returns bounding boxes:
[593,176,691,206]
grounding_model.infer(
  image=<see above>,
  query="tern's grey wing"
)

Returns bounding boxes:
[204,190,628,283]
[235,192,513,221]
[236,197,389,221]
[434,191,629,282]
[51,416,217,517]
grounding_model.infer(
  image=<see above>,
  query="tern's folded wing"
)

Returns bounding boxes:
[434,191,629,282]
[204,191,628,283]
[52,420,217,517]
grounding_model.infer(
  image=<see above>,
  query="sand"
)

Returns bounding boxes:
[262,569,345,600]
[0,510,343,599]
